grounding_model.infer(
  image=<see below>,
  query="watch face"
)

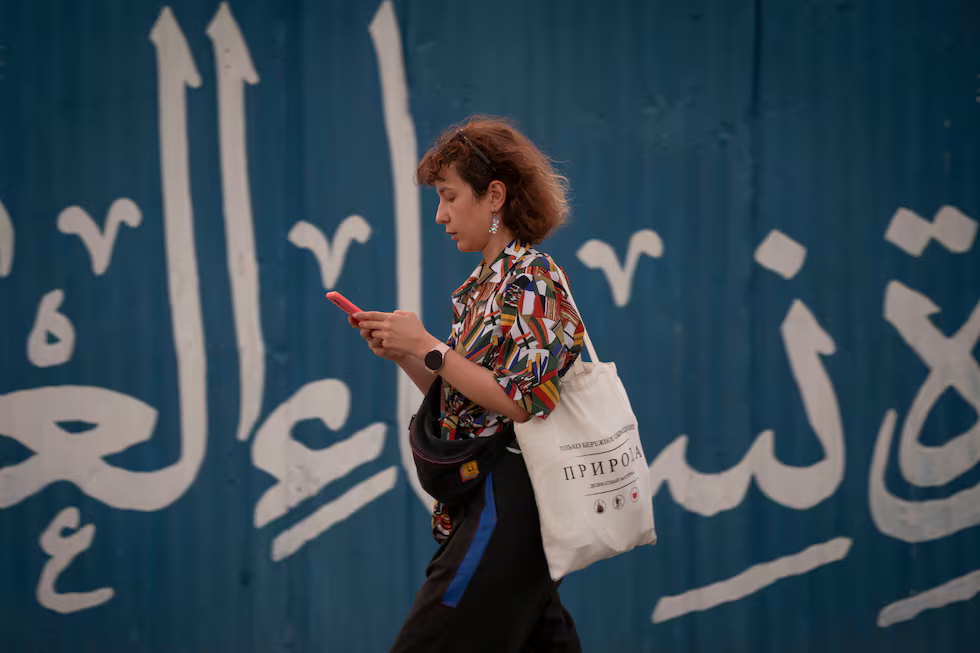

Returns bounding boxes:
[424,349,443,371]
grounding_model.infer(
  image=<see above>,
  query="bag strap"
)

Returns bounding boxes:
[551,263,600,364]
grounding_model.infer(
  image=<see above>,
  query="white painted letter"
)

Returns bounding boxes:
[27,290,76,367]
[369,0,429,508]
[252,380,389,527]
[877,568,980,627]
[148,6,208,498]
[207,2,266,443]
[869,411,980,542]
[288,216,372,291]
[0,198,13,277]
[0,8,208,513]
[648,300,844,515]
[885,206,977,257]
[577,229,664,307]
[0,386,209,510]
[36,507,115,613]
[270,467,397,561]
[251,379,394,559]
[883,281,980,487]
[754,229,806,280]
[56,198,142,275]
[652,537,851,623]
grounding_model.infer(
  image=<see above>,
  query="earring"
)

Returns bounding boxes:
[489,212,500,234]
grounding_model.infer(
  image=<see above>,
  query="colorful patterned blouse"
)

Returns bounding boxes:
[432,240,584,539]
[441,239,585,440]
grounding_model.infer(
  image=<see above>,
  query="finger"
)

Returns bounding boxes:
[356,320,387,331]
[352,311,391,322]
[393,310,415,318]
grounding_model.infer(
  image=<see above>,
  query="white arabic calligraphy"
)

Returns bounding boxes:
[754,229,806,280]
[649,231,848,624]
[251,382,390,533]
[884,206,977,258]
[207,1,266,445]
[577,229,663,307]
[56,198,142,276]
[36,507,115,614]
[288,216,373,291]
[648,300,844,515]
[204,2,400,560]
[885,282,980,487]
[0,6,209,613]
[871,205,980,626]
[27,289,75,368]
[1,198,15,277]
[369,0,430,509]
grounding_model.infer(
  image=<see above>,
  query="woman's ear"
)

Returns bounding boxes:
[488,180,507,213]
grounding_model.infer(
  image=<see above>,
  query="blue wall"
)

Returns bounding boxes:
[1,0,979,651]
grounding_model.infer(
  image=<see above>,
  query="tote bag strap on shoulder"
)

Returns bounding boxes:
[551,263,600,366]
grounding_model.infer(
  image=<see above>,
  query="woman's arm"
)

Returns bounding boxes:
[353,311,531,423]
[394,353,438,395]
[430,343,531,423]
[350,314,436,394]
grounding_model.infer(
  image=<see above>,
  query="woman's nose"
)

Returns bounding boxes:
[435,205,449,224]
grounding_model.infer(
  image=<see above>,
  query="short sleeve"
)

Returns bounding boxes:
[492,267,584,418]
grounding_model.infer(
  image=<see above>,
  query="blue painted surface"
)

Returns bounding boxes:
[0,0,978,651]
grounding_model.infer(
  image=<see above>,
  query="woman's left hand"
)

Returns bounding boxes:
[352,310,440,360]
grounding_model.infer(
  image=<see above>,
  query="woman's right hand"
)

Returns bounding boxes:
[350,315,403,362]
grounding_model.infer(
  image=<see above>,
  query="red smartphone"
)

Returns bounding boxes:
[325,291,362,318]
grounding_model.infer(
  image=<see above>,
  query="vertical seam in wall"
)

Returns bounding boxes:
[747,0,764,458]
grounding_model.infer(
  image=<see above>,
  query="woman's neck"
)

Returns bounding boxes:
[481,229,515,264]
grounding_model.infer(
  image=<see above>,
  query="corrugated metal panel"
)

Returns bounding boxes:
[0,0,978,651]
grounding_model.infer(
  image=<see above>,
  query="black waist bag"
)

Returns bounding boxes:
[410,377,515,505]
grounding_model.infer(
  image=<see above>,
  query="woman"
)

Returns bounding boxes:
[352,116,584,652]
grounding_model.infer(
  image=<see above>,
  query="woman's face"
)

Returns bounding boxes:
[434,165,494,254]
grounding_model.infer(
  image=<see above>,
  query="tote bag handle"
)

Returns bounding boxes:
[552,264,600,365]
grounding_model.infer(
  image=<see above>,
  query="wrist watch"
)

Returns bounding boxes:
[424,342,451,371]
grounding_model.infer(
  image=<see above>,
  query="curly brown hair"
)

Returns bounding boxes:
[415,116,570,244]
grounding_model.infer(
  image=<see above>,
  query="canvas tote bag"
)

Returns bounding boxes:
[514,266,657,580]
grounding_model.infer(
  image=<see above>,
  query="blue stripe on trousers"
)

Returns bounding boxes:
[441,473,498,608]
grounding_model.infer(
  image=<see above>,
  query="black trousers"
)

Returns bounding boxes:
[389,451,582,653]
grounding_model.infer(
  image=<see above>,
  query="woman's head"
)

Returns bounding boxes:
[416,116,570,254]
